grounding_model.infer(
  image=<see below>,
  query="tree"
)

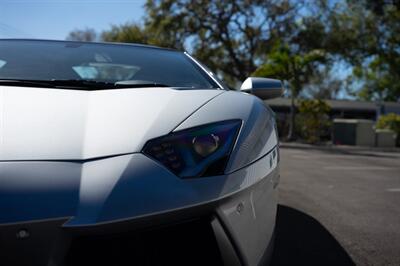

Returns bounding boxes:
[292,0,400,101]
[100,0,301,86]
[353,4,400,101]
[253,43,326,140]
[66,28,98,42]
[66,0,400,101]
[354,56,400,101]
[323,0,400,101]
[297,99,331,143]
[102,22,184,49]
[376,113,400,146]
[303,66,342,99]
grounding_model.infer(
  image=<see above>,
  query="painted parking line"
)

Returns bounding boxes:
[386,188,400,192]
[290,155,311,159]
[323,166,398,171]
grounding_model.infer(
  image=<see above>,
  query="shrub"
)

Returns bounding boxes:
[297,99,331,143]
[376,113,400,146]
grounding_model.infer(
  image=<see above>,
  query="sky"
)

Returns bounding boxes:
[0,0,145,40]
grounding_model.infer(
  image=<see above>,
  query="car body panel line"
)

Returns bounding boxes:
[211,215,245,266]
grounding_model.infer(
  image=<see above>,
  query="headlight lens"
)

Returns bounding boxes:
[143,120,241,178]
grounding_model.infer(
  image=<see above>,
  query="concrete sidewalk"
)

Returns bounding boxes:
[279,142,400,158]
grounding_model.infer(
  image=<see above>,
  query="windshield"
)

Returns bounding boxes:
[0,40,219,89]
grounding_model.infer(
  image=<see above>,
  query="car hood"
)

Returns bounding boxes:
[0,86,223,161]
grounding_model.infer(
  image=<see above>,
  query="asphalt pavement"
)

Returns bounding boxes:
[271,146,400,266]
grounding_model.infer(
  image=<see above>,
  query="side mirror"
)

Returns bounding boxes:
[240,77,283,100]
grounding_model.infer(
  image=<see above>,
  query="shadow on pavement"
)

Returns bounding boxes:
[271,205,355,266]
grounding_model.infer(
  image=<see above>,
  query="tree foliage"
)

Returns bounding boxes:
[328,0,400,101]
[66,28,98,42]
[252,43,326,97]
[252,42,326,139]
[101,23,162,46]
[305,67,343,99]
[66,0,400,101]
[297,99,331,143]
[376,112,400,146]
[377,113,400,132]
[68,0,300,86]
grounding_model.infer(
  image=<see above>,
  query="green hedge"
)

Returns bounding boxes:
[296,99,331,144]
[376,113,400,146]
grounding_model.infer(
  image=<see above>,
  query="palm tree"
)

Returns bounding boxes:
[253,43,325,140]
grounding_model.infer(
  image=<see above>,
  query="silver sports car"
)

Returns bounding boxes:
[0,39,281,266]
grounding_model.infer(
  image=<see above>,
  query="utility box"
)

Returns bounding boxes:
[333,119,375,146]
[376,129,397,147]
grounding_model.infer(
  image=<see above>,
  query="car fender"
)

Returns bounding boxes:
[174,90,278,173]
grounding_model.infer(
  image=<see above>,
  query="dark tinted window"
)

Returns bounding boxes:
[0,40,218,89]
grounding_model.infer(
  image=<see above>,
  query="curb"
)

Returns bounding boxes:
[279,142,400,157]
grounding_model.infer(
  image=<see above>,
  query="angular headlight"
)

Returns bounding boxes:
[143,120,241,178]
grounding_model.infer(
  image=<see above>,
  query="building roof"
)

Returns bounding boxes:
[265,98,400,113]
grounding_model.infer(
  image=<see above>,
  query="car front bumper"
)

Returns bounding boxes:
[0,150,278,266]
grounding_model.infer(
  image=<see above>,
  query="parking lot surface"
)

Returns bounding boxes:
[271,147,400,266]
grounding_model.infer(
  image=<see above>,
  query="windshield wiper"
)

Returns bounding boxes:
[0,79,172,90]
[115,80,218,90]
[45,79,117,89]
[0,79,115,89]
[0,79,58,88]
[114,80,170,88]
[0,78,212,91]
[55,79,172,89]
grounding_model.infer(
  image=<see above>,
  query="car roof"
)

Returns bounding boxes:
[0,38,180,52]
